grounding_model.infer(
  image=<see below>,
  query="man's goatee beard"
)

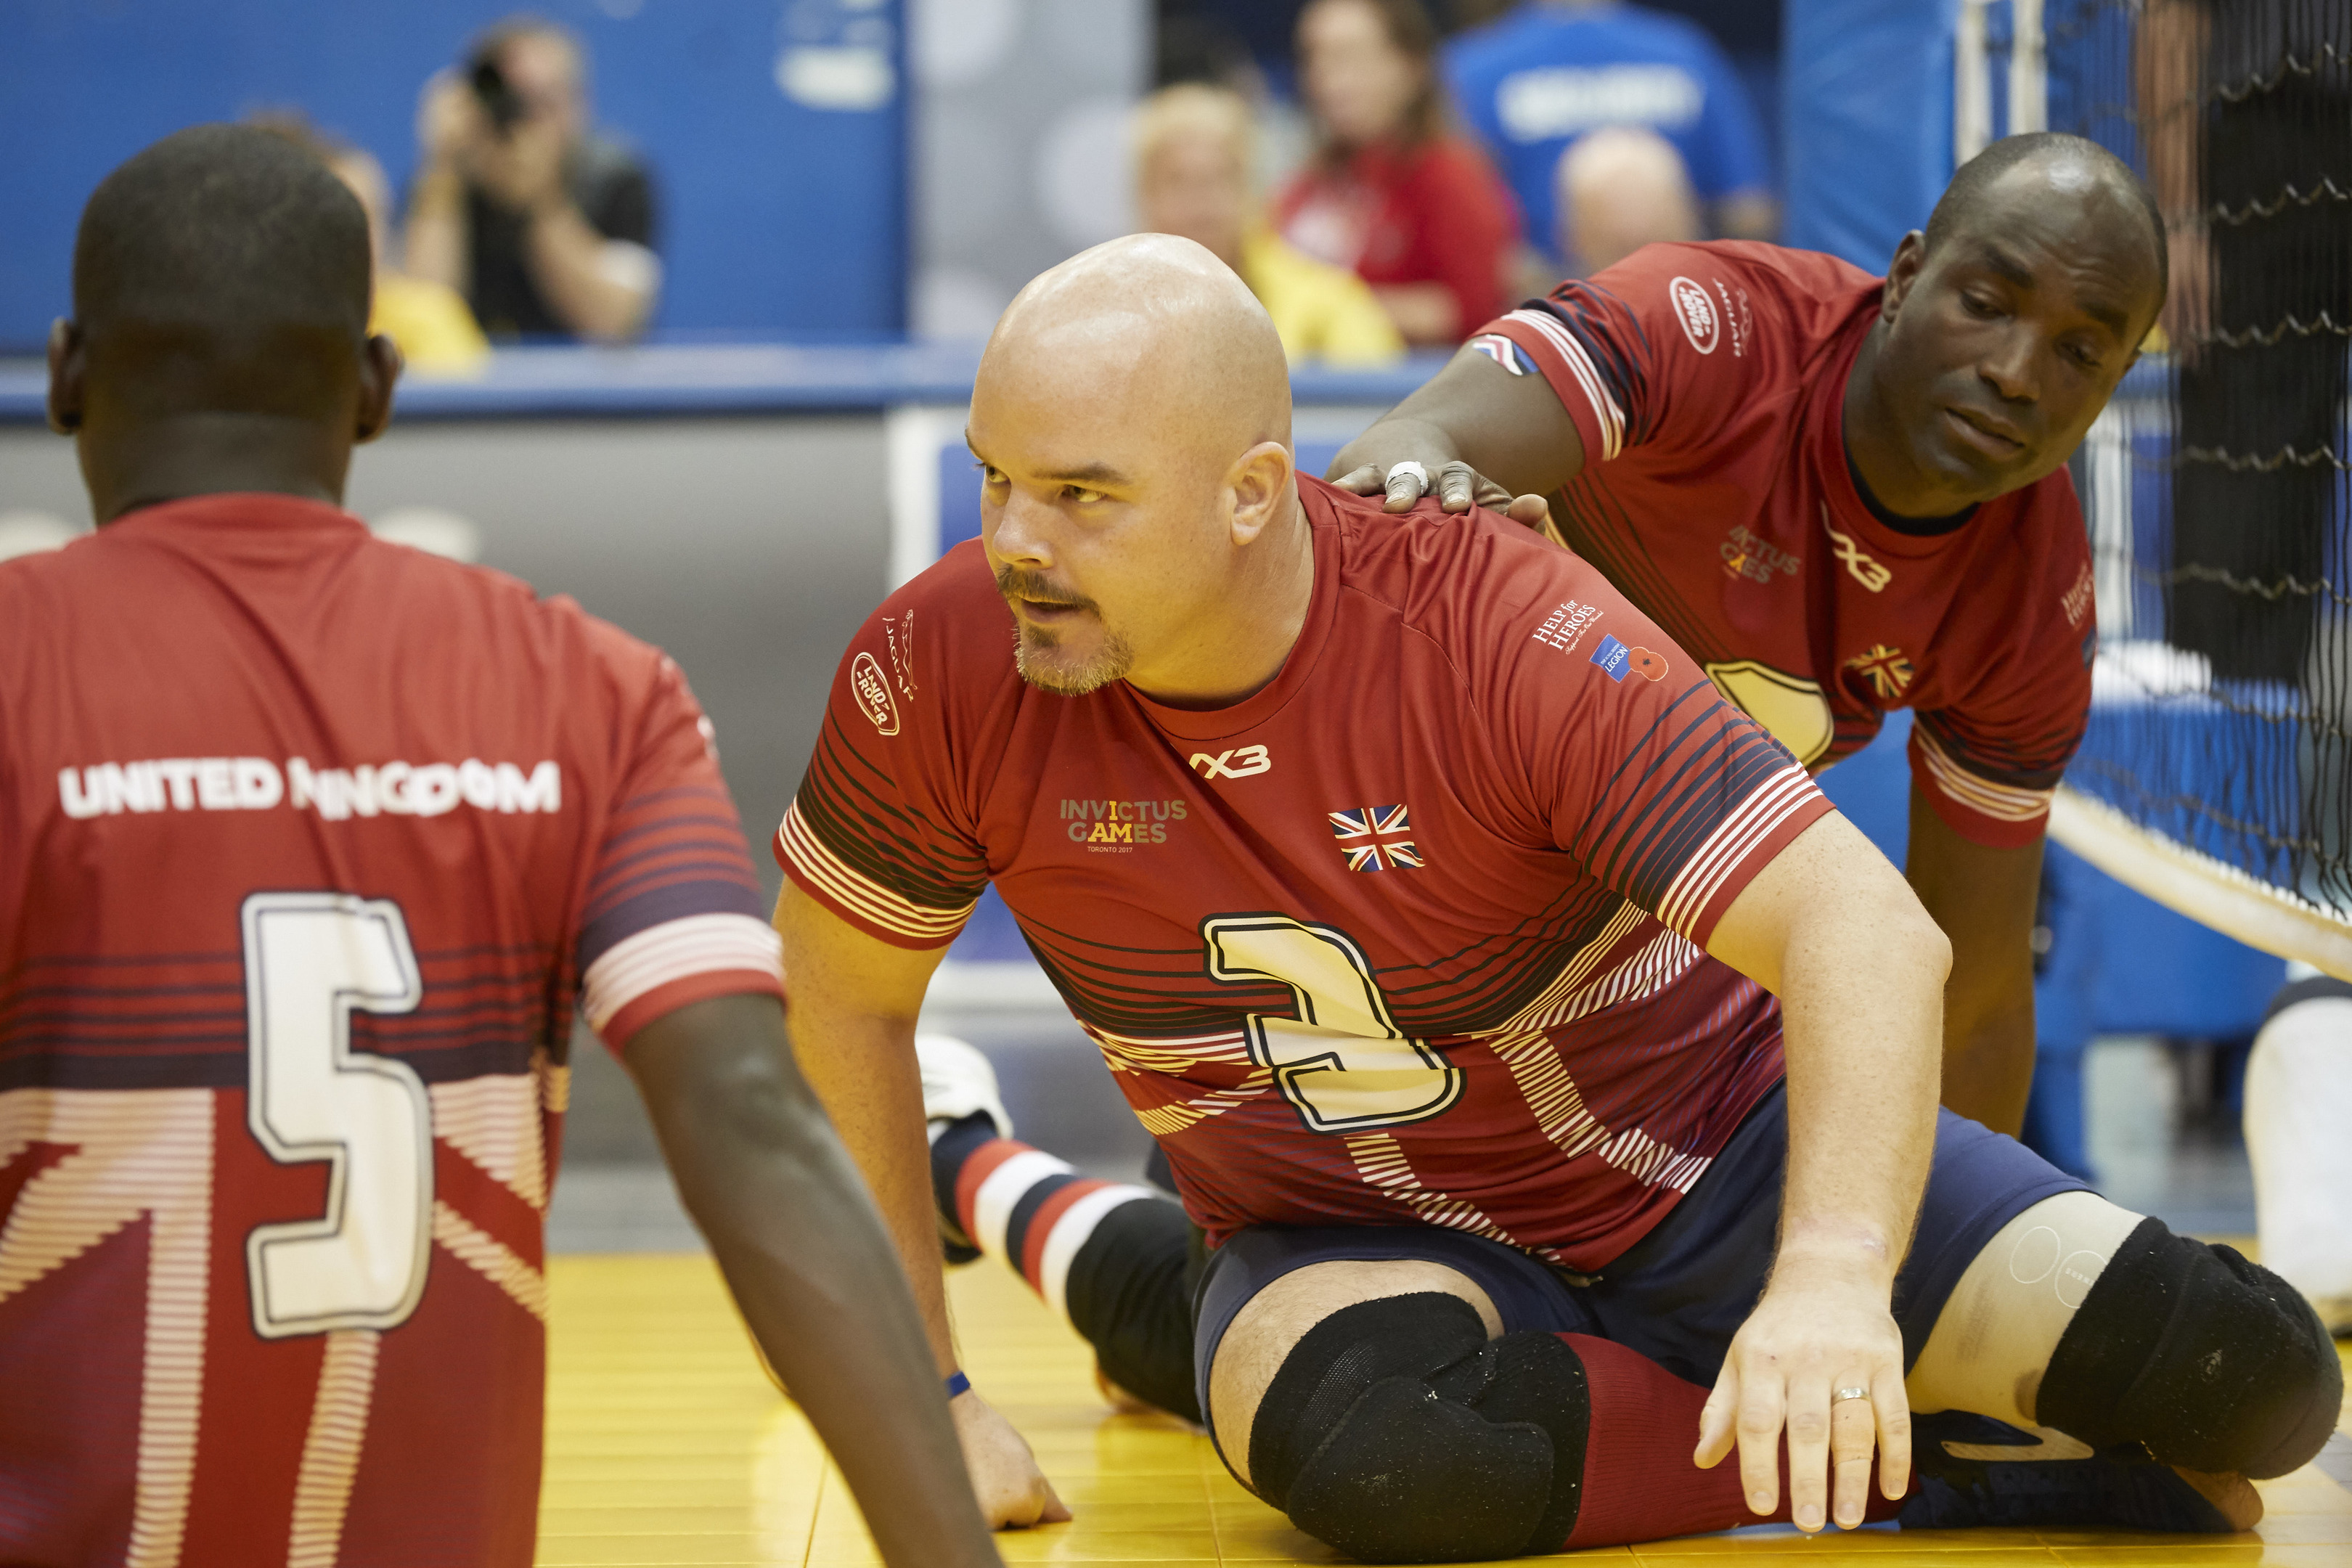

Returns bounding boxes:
[1014,624,1135,695]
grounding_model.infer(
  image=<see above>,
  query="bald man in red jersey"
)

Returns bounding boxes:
[780,233,2335,1561]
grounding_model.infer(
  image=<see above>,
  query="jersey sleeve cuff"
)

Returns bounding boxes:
[774,803,976,951]
[583,912,787,1048]
[1483,309,1628,463]
[1654,764,1835,947]
[1908,726,2056,849]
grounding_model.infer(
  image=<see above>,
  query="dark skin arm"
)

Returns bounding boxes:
[1905,787,2044,1135]
[1326,346,1580,523]
[624,993,1002,1568]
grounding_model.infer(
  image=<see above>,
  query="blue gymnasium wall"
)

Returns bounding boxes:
[1781,0,1957,271]
[0,0,906,350]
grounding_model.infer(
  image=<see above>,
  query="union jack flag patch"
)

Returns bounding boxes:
[1467,333,1535,376]
[1329,804,1422,870]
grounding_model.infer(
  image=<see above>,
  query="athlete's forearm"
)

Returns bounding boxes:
[629,998,998,1568]
[1906,796,2042,1135]
[1773,886,1944,1289]
[769,884,961,1364]
[1937,979,2035,1136]
[1329,346,1588,498]
[785,999,961,1367]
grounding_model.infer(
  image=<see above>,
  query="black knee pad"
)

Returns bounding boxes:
[1244,1293,1591,1564]
[2038,1217,2344,1478]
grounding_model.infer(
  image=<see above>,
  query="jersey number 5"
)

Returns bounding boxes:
[1204,915,1463,1133]
[240,892,433,1339]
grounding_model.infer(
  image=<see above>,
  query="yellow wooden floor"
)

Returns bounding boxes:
[537,1253,2352,1567]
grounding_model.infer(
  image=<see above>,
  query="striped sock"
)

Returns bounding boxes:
[938,1128,1159,1328]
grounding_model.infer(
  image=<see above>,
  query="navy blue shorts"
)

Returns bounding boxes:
[1192,1085,2088,1420]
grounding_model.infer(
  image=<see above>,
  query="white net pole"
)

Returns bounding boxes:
[2008,0,2048,133]
[1954,0,1995,163]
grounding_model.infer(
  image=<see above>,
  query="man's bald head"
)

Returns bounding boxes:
[968,236,1310,705]
[1926,132,2166,317]
[983,234,1292,480]
[1850,132,2165,518]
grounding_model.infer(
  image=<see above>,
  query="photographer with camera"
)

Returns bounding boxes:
[405,15,659,343]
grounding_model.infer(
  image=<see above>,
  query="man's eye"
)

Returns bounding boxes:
[1961,294,2003,319]
[1064,486,1104,505]
[975,462,1006,486]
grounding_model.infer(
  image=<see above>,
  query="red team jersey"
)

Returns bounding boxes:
[780,477,1832,1271]
[0,497,783,1567]
[1472,241,2096,846]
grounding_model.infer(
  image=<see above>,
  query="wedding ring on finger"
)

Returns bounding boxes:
[1384,460,1430,498]
[1834,1387,1871,1403]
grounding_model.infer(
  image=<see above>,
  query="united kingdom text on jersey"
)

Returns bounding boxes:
[1474,240,2096,847]
[0,495,783,1568]
[779,476,1834,1271]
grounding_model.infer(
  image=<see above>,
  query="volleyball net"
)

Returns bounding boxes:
[1958,1,2352,972]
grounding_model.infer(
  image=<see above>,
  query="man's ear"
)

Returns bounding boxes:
[46,319,85,436]
[355,333,403,444]
[1882,230,1927,320]
[1227,440,1295,545]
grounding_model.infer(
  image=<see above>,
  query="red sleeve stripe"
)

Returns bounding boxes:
[1654,764,1821,937]
[1912,724,2054,824]
[776,801,976,945]
[581,912,783,1038]
[1501,308,1626,460]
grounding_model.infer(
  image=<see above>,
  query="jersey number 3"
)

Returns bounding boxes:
[1204,915,1463,1133]
[240,892,433,1339]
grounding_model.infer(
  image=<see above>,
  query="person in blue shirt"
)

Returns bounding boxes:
[1445,1,1776,270]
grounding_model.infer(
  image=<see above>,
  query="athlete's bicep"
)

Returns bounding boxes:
[1705,809,1925,996]
[772,878,948,1026]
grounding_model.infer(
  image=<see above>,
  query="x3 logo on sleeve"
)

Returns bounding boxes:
[1191,745,1271,780]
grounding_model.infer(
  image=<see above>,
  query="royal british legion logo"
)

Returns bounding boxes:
[1330,805,1421,871]
[1591,634,1668,682]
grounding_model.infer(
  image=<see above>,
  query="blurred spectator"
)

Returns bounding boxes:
[1445,1,1775,269]
[1135,85,1404,365]
[404,15,659,342]
[1553,123,1701,274]
[1273,0,1520,346]
[250,115,490,376]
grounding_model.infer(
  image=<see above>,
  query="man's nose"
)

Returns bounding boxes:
[1980,325,2042,404]
[986,486,1055,567]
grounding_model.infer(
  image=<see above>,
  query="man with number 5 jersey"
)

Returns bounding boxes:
[0,126,998,1568]
[773,234,2336,1559]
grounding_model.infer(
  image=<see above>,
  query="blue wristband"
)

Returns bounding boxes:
[944,1370,971,1399]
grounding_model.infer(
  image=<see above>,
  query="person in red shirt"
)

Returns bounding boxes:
[1275,0,1520,346]
[1336,132,2166,1138]
[0,126,997,1568]
[777,235,2335,1558]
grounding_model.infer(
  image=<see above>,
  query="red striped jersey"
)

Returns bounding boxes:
[0,494,782,1567]
[780,476,1832,1270]
[1473,240,2096,847]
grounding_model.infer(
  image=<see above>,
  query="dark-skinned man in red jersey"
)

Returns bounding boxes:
[0,125,997,1568]
[780,233,2337,1559]
[1330,130,2166,1140]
